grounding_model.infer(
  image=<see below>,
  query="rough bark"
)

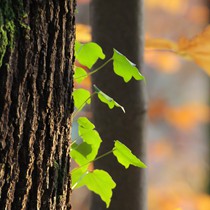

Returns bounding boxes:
[0,0,75,209]
[90,0,146,210]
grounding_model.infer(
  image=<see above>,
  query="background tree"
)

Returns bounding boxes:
[0,0,75,209]
[90,0,147,210]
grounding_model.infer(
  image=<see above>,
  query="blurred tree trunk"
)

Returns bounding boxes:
[206,0,210,195]
[90,1,147,210]
[0,0,75,209]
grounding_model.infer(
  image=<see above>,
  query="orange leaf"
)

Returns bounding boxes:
[145,25,210,76]
[164,103,209,131]
[145,39,178,51]
[178,25,210,75]
[144,51,181,73]
[76,24,91,43]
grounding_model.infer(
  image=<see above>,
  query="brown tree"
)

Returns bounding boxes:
[90,0,147,210]
[0,0,75,209]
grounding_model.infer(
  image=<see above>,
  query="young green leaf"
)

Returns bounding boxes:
[75,41,105,69]
[72,169,116,208]
[75,40,83,53]
[74,66,88,83]
[70,117,102,166]
[112,49,144,82]
[73,89,91,111]
[71,167,89,189]
[78,117,95,131]
[93,85,125,113]
[113,140,147,169]
[70,142,93,166]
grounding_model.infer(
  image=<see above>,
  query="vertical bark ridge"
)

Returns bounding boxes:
[0,0,76,209]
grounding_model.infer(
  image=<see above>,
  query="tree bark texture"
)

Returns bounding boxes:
[90,0,147,210]
[0,0,75,209]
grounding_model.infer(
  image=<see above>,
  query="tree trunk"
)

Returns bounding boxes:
[206,0,210,196]
[0,0,75,209]
[90,1,146,210]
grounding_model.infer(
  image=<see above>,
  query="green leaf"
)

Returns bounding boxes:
[73,169,116,208]
[70,117,102,166]
[75,41,105,69]
[71,142,92,157]
[112,49,144,82]
[78,117,95,131]
[93,85,125,113]
[113,140,147,169]
[74,67,88,83]
[72,89,91,111]
[70,142,93,166]
[71,167,89,189]
[75,40,83,54]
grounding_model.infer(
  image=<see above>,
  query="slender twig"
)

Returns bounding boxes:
[74,57,113,80]
[92,149,115,163]
[71,148,115,174]
[72,92,97,118]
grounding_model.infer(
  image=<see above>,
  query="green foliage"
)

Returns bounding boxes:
[70,117,102,166]
[113,140,147,169]
[112,49,145,82]
[72,88,91,111]
[73,169,116,208]
[94,85,125,113]
[74,66,88,83]
[75,41,105,68]
[71,41,146,208]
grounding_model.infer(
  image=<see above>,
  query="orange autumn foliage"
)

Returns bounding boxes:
[165,103,209,130]
[148,100,210,130]
[145,25,210,75]
[146,0,187,14]
[144,51,181,73]
[76,24,210,75]
[76,24,91,43]
[149,188,210,210]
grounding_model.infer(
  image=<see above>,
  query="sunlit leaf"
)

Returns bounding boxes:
[71,117,102,166]
[78,117,95,131]
[93,85,125,113]
[75,41,105,69]
[145,26,210,76]
[73,89,91,111]
[113,140,147,169]
[75,40,83,54]
[177,26,210,75]
[72,169,116,208]
[112,49,144,82]
[74,67,88,83]
[71,167,88,189]
[145,39,178,51]
[70,142,93,166]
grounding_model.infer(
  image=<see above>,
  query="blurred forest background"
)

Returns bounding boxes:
[72,0,210,209]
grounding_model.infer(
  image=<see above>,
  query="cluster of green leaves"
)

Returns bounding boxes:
[71,41,146,207]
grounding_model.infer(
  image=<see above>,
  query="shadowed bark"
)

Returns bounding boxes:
[90,0,147,210]
[0,0,76,209]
